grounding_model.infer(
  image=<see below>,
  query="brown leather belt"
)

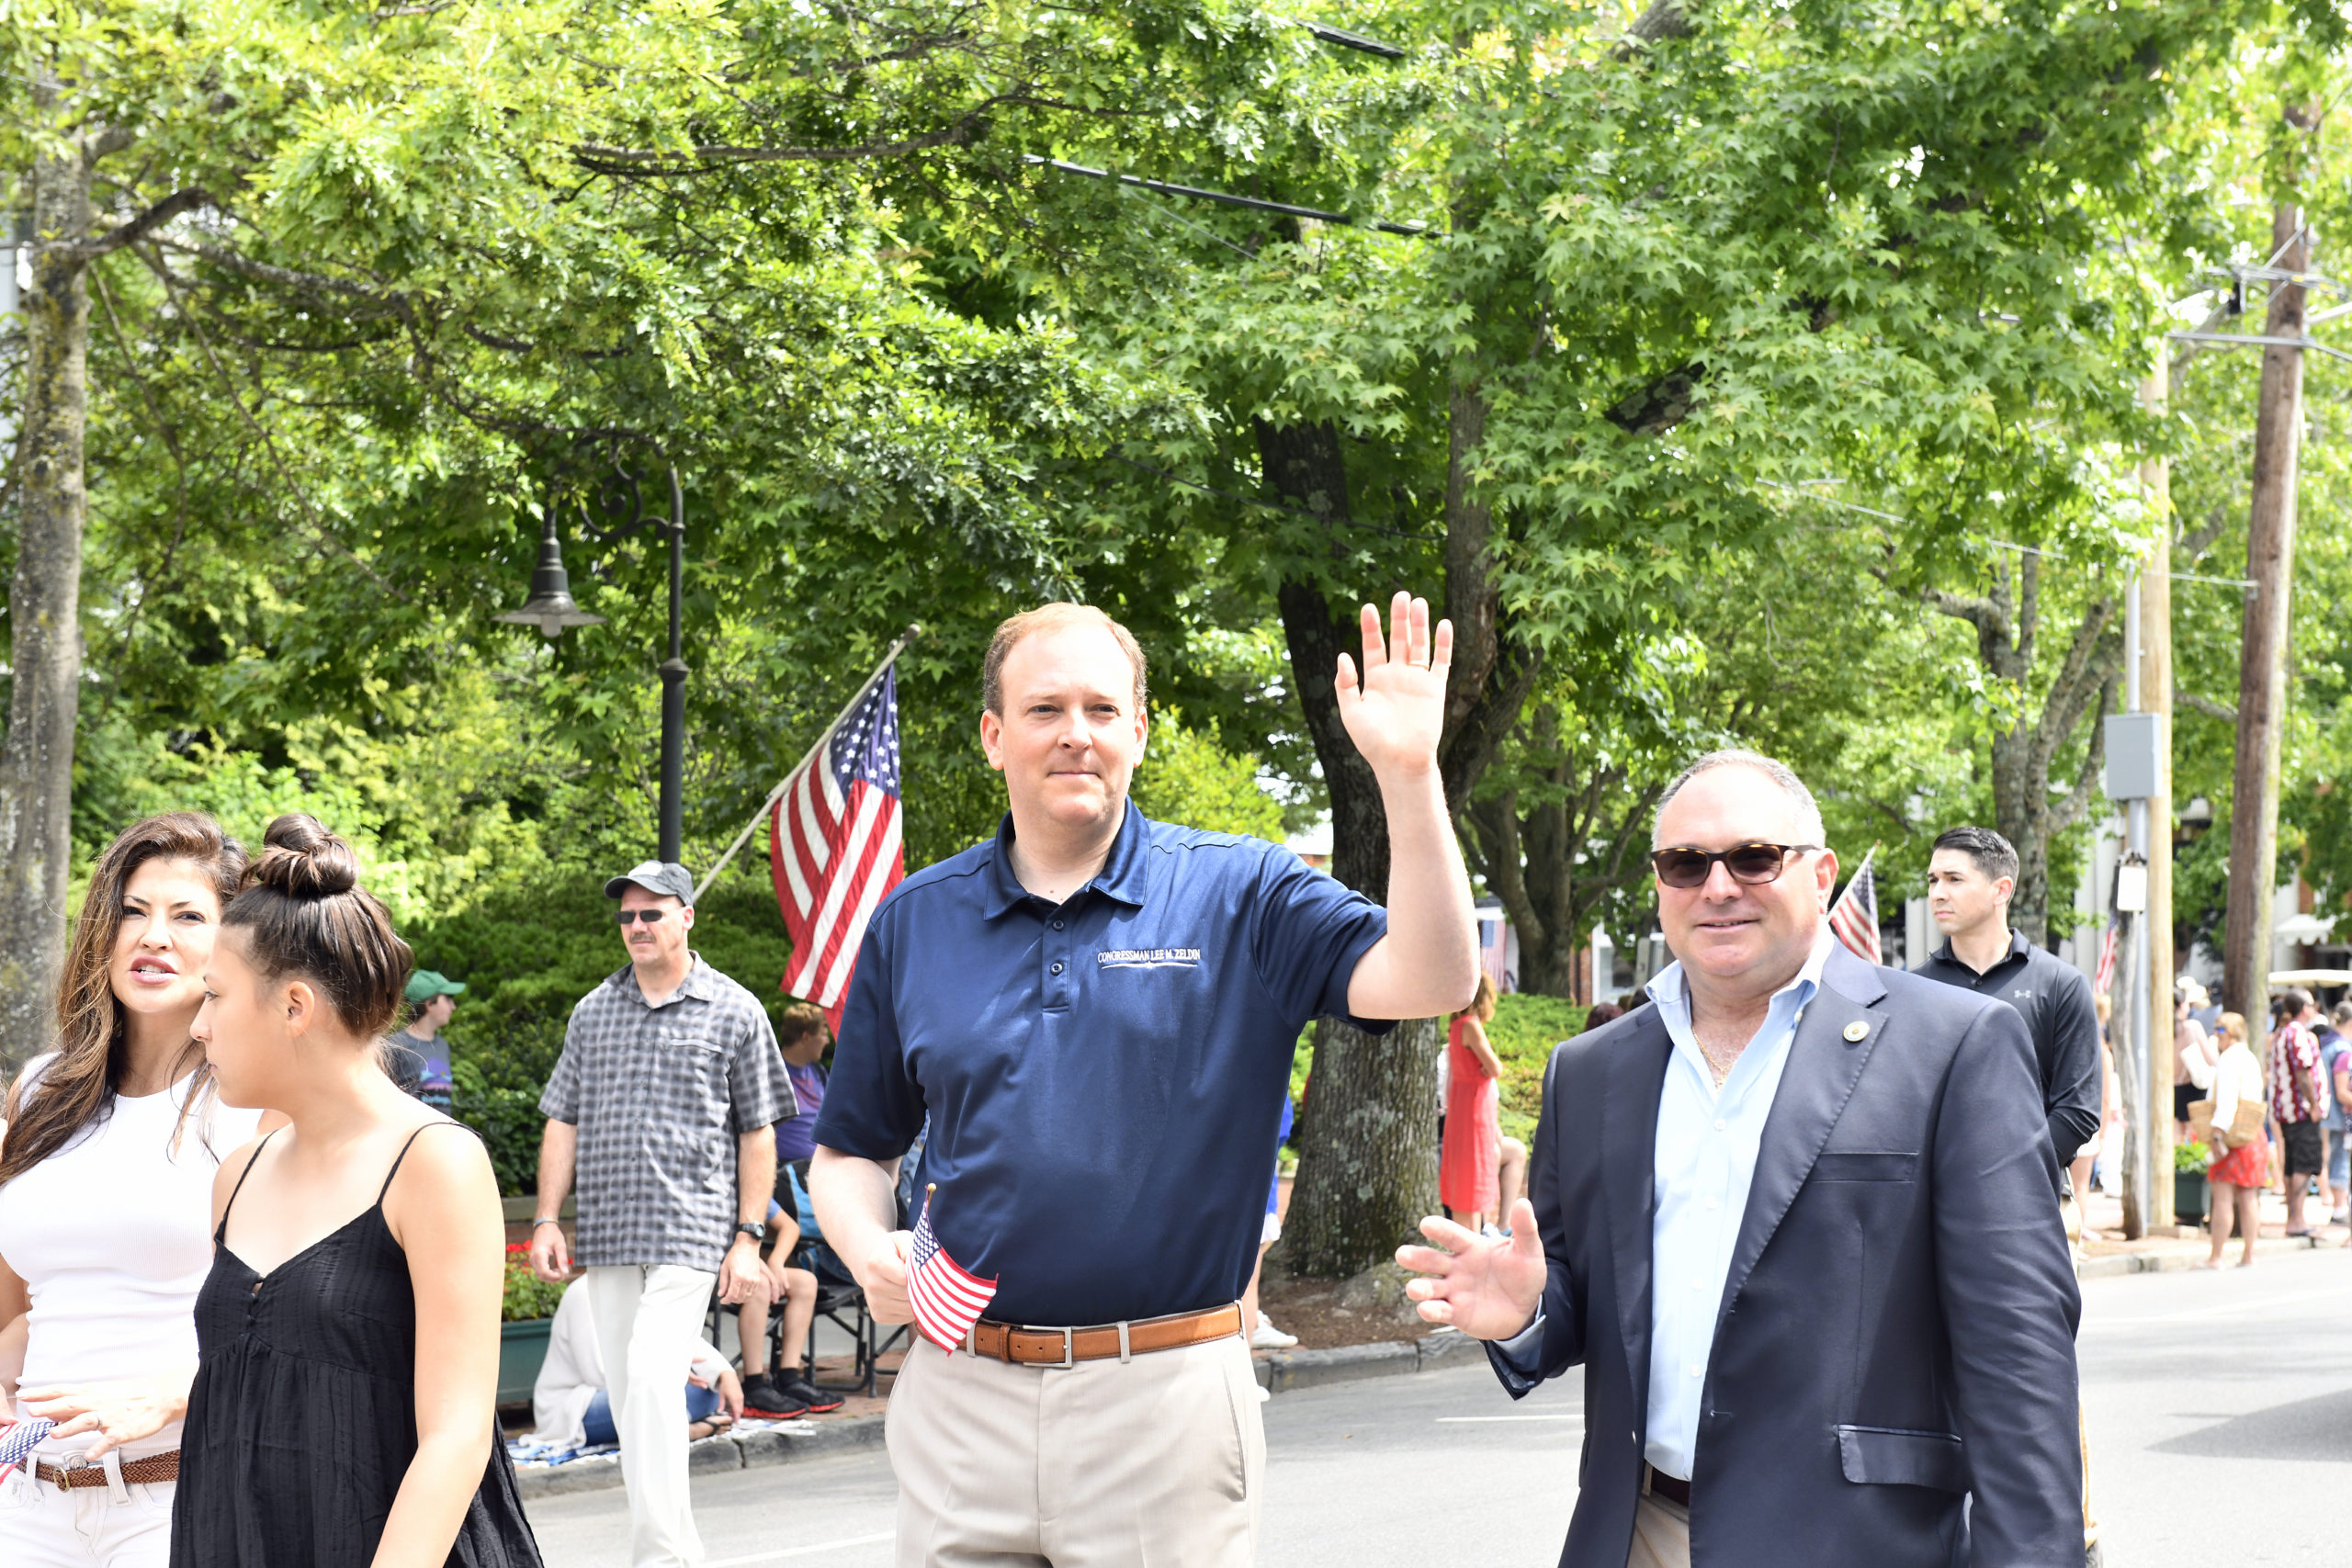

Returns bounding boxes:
[1644,1463,1690,1508]
[967,1303,1243,1366]
[35,1450,180,1490]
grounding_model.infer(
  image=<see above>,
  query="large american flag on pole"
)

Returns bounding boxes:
[907,1186,998,1353]
[1827,846,1882,964]
[769,666,904,1029]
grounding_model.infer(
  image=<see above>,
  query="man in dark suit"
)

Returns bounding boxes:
[1400,750,2081,1568]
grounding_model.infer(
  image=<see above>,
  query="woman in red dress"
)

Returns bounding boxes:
[2202,1011,2267,1269]
[1441,975,1503,1231]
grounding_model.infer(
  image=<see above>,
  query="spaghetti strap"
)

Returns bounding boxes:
[375,1120,475,1205]
[216,1128,281,1243]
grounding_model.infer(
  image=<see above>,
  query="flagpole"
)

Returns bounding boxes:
[694,623,923,903]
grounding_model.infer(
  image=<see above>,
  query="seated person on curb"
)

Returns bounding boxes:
[530,1277,743,1452]
[734,1194,841,1417]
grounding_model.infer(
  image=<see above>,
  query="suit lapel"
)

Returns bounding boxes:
[1716,948,1890,1326]
[1603,1009,1673,1413]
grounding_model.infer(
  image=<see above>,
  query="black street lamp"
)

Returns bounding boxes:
[495,462,691,863]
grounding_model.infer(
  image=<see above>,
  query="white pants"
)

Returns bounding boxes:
[0,1462,174,1567]
[587,1263,720,1568]
[885,1327,1263,1566]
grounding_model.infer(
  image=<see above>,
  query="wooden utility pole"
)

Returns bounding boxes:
[2222,201,2307,1017]
[2140,363,2176,1230]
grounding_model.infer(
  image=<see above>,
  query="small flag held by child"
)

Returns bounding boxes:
[907,1184,998,1353]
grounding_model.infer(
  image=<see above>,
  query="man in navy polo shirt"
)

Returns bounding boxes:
[811,594,1478,1565]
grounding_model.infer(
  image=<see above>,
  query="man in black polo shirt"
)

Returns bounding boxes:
[1914,825,2103,1176]
[811,594,1479,1565]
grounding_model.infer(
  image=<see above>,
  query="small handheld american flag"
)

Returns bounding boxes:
[2094,921,2117,996]
[907,1185,998,1354]
[1827,846,1883,964]
[0,1416,53,1484]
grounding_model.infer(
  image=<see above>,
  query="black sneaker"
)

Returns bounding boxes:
[776,1371,846,1416]
[739,1373,809,1420]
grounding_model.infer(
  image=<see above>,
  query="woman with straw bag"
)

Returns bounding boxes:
[2199,1012,2268,1269]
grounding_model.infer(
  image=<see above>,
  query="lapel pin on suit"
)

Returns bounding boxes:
[1843,1021,1871,1043]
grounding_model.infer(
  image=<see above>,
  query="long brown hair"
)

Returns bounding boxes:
[1453,973,1498,1024]
[0,812,247,1188]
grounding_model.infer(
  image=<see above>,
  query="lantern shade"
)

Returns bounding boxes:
[495,518,605,638]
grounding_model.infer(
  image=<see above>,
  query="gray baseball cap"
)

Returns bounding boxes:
[604,860,696,906]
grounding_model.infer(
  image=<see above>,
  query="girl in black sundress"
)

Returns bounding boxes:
[170,814,540,1568]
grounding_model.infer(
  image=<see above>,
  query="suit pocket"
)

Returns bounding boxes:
[1837,1425,1966,1491]
[1813,1151,1918,1181]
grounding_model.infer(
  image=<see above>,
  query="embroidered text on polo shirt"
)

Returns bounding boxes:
[1096,947,1203,969]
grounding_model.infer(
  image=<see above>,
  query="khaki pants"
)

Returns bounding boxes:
[1627,1493,1691,1568]
[885,1326,1263,1566]
[588,1263,720,1568]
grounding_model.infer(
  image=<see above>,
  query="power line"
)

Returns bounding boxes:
[1299,20,1407,57]
[1023,155,1430,236]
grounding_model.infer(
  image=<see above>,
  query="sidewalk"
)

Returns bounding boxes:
[2075,1184,2342,1277]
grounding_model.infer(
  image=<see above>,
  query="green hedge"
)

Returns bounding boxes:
[1285,993,1590,1148]
[1487,993,1589,1142]
[408,871,796,1192]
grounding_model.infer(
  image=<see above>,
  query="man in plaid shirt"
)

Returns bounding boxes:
[528,860,796,1568]
[2269,987,2330,1238]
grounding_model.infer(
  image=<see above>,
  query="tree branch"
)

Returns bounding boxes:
[152,236,412,311]
[62,187,211,260]
[135,245,412,604]
[2177,688,2238,723]
[2048,674,2116,836]
[2177,501,2228,562]
[1605,364,1703,437]
[571,108,995,175]
[2030,597,2119,775]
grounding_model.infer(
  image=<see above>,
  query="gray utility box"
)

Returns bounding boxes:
[2103,712,2166,801]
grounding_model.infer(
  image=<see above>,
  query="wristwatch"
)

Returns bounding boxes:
[733,1221,768,1245]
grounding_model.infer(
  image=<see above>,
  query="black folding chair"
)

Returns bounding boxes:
[801,1273,910,1398]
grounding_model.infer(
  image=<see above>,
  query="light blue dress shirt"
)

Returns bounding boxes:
[1498,926,1834,1481]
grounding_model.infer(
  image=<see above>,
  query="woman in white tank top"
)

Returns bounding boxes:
[0,813,282,1567]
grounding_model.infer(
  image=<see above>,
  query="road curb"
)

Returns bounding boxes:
[515,1409,888,1501]
[2076,1232,2325,1279]
[518,1332,1480,1502]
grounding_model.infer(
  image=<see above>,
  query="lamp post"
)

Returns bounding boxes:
[495,463,691,863]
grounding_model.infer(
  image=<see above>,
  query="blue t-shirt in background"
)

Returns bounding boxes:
[2321,1031,2348,1132]
[815,807,1390,1326]
[773,1060,828,1164]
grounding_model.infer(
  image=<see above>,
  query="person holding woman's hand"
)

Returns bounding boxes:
[169,814,540,1568]
[0,814,276,1566]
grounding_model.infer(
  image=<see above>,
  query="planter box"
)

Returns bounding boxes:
[2175,1169,2208,1226]
[500,1318,554,1406]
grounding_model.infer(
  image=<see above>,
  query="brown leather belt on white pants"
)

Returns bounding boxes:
[35,1450,180,1489]
[965,1303,1244,1366]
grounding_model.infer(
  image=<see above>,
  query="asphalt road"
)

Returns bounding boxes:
[525,1247,2352,1566]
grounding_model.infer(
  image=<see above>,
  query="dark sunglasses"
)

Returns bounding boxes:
[1649,842,1818,890]
[614,908,674,926]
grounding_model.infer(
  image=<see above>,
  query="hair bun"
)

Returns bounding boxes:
[249,813,360,898]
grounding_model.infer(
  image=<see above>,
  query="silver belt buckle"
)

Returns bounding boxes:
[1047,1325,1075,1370]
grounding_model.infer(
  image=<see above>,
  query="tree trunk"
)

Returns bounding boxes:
[1262,418,1443,1274]
[1987,721,2049,942]
[0,100,93,1069]
[2222,200,2307,1017]
[1930,549,2118,947]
